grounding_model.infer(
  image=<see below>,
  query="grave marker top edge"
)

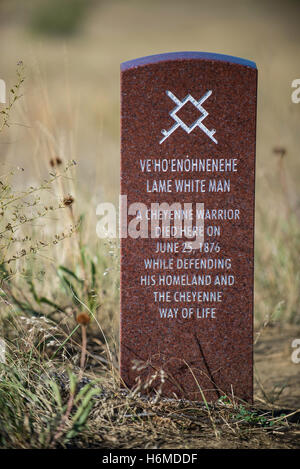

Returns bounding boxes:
[121,51,257,71]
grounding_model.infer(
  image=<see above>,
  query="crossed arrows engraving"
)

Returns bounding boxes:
[160,90,217,145]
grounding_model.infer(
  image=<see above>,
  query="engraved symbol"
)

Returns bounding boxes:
[160,90,217,144]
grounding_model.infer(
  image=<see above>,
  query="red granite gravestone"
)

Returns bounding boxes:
[120,52,257,402]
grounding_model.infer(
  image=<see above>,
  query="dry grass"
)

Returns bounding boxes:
[1,336,300,449]
[0,0,299,449]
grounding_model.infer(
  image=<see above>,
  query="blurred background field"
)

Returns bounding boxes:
[1,0,300,325]
[0,0,300,448]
